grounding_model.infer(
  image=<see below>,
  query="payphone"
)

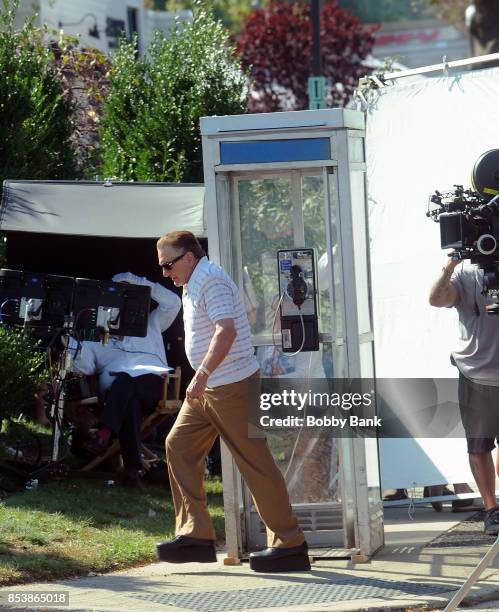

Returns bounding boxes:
[277,248,319,352]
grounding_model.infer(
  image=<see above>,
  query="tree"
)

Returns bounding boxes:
[425,0,469,31]
[100,3,248,183]
[339,0,431,23]
[237,0,378,113]
[426,0,499,55]
[469,0,499,54]
[145,0,258,35]
[0,0,77,199]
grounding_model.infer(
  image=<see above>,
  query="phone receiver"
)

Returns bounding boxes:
[287,265,308,307]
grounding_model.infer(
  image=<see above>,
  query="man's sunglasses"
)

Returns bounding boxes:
[161,251,186,271]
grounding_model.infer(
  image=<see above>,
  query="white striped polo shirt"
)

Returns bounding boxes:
[182,256,259,387]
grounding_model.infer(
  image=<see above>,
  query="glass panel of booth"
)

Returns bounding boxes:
[235,172,294,338]
[360,337,374,378]
[232,169,346,339]
[302,174,330,336]
[215,173,234,278]
[359,344,381,497]
[324,168,346,361]
[350,171,372,336]
[229,168,348,508]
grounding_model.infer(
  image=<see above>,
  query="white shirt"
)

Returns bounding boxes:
[70,278,181,393]
[182,257,259,387]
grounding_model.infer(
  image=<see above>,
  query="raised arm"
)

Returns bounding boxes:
[429,257,460,308]
[148,283,181,331]
[112,272,181,332]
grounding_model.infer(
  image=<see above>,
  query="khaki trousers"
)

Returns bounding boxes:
[165,372,305,548]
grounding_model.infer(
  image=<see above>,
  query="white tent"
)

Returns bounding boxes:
[366,64,499,488]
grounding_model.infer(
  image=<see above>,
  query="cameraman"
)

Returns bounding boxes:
[429,256,499,534]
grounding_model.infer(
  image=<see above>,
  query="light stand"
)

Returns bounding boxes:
[444,535,499,611]
[48,323,74,462]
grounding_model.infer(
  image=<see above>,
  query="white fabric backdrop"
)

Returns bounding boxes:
[366,66,499,489]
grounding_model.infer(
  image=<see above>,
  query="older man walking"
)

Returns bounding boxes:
[156,231,309,572]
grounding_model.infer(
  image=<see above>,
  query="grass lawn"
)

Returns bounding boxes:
[0,476,224,586]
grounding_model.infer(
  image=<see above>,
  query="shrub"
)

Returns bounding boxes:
[0,326,47,421]
[100,2,248,183]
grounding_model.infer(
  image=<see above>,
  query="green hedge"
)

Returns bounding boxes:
[100,3,248,183]
[0,326,47,421]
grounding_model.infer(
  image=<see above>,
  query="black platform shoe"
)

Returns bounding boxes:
[249,541,311,572]
[156,535,217,563]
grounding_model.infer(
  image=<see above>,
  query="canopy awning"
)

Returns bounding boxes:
[0,180,205,238]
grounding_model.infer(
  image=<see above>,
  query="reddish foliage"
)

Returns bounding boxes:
[237,0,378,112]
[49,39,111,177]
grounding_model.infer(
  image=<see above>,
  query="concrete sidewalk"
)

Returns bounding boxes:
[1,506,499,611]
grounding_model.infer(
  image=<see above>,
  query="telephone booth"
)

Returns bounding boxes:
[201,108,383,560]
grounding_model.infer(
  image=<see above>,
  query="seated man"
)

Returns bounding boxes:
[70,272,181,486]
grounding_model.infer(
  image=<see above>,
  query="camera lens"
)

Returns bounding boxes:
[477,234,497,255]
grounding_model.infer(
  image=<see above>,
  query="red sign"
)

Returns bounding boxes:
[376,30,440,46]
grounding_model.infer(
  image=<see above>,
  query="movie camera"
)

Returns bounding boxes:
[427,149,499,311]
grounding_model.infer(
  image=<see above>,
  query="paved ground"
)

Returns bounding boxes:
[1,505,499,611]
